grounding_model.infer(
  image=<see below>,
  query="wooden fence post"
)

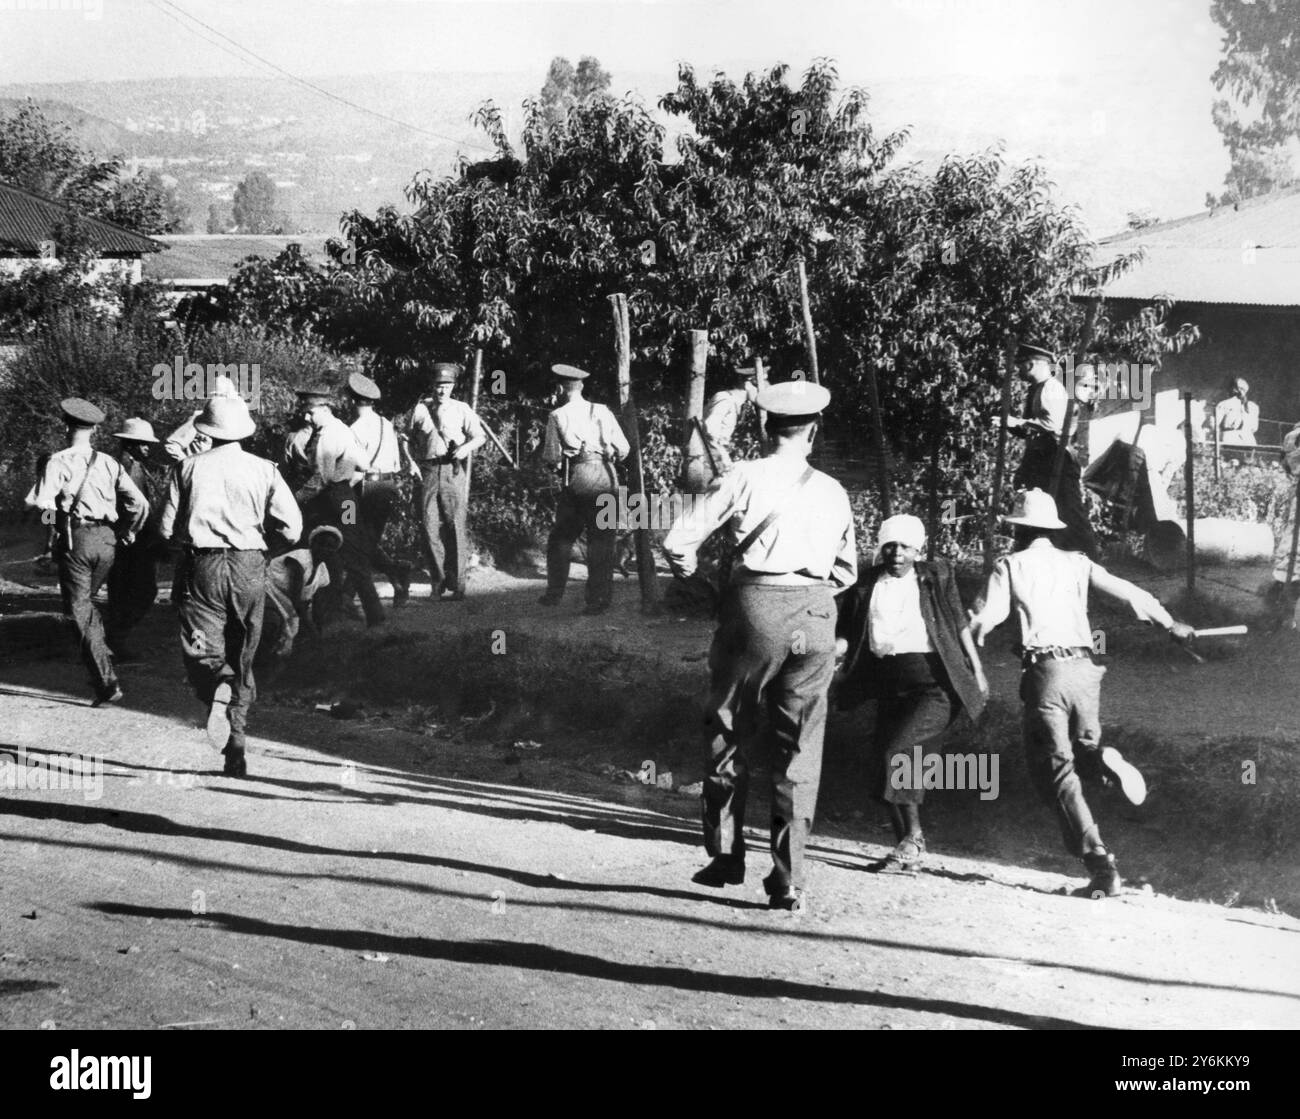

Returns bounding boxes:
[465,347,484,501]
[985,336,1018,575]
[1183,391,1196,594]
[754,356,771,452]
[863,355,892,519]
[682,330,709,484]
[610,293,661,615]
[795,256,820,385]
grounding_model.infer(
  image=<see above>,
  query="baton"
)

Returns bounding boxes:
[1191,626,1248,638]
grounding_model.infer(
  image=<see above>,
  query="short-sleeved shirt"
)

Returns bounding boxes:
[298,416,366,499]
[542,399,630,464]
[662,456,857,589]
[351,411,401,474]
[25,445,149,536]
[407,398,484,462]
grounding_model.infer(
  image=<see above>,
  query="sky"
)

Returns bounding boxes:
[0,0,1234,234]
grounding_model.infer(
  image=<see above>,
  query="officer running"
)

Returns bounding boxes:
[25,398,149,707]
[539,363,630,616]
[663,380,857,913]
[159,394,302,777]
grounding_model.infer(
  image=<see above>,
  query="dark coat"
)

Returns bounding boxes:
[835,558,985,720]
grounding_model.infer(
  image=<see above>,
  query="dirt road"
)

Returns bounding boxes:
[2,640,1297,1030]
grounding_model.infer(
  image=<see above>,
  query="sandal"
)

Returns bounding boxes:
[881,834,926,873]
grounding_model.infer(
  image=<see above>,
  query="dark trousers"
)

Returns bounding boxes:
[420,462,469,594]
[178,549,266,749]
[871,654,959,806]
[358,478,406,584]
[105,540,158,649]
[1020,657,1107,858]
[328,482,384,625]
[1015,443,1098,559]
[57,525,118,693]
[546,487,616,607]
[702,583,837,891]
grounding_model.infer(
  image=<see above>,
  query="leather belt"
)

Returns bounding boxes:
[70,517,111,527]
[731,572,828,588]
[188,546,264,555]
[364,472,400,480]
[1023,645,1092,665]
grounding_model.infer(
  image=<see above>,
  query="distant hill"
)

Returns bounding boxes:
[0,69,1228,240]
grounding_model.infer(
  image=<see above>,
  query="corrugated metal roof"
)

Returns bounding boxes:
[0,181,162,256]
[1096,187,1300,307]
[144,234,332,283]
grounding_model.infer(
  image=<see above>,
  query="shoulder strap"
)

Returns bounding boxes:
[68,451,99,519]
[736,464,815,559]
[367,417,388,469]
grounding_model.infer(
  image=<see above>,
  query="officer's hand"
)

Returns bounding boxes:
[975,670,990,699]
[452,446,472,462]
[969,612,987,647]
[1169,621,1195,644]
[834,637,848,661]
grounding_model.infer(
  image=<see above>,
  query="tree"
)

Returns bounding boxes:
[0,101,185,234]
[206,202,234,234]
[1210,0,1300,202]
[539,55,612,130]
[232,171,279,234]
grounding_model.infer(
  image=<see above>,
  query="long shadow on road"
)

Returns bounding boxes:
[89,901,1100,1030]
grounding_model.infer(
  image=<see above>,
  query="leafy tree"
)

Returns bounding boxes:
[232,170,280,234]
[0,101,185,234]
[540,55,612,131]
[206,201,234,234]
[1210,0,1300,202]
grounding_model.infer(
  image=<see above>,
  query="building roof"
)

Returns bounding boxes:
[0,180,162,256]
[1096,186,1300,308]
[145,234,332,285]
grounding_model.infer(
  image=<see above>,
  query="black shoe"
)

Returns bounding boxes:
[691,855,746,888]
[392,570,411,609]
[222,749,248,779]
[92,684,124,708]
[1079,850,1122,898]
[767,888,806,914]
[538,593,563,606]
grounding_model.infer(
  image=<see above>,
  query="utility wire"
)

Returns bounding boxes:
[145,0,494,153]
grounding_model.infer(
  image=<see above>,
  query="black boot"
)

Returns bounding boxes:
[222,744,248,779]
[1080,849,1121,898]
[691,853,745,887]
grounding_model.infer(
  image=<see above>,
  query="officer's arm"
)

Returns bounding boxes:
[830,498,858,591]
[603,409,631,462]
[460,408,488,456]
[968,559,1012,645]
[661,473,739,578]
[24,458,62,511]
[268,468,305,549]
[158,471,181,543]
[163,414,198,463]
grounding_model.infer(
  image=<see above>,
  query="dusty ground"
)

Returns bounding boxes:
[1,525,1298,1030]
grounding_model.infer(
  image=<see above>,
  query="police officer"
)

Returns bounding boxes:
[402,362,486,601]
[347,370,412,607]
[159,394,302,777]
[539,364,631,615]
[663,380,857,912]
[1005,342,1098,559]
[294,386,381,627]
[25,399,150,706]
[105,418,169,663]
[681,365,760,493]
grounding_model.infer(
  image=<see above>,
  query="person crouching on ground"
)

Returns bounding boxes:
[968,488,1194,898]
[258,525,342,675]
[835,513,988,872]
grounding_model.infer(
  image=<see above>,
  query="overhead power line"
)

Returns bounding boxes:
[144,0,495,153]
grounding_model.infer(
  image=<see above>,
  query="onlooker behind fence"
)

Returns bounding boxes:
[1214,377,1260,446]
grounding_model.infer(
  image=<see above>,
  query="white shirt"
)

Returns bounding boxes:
[868,569,934,656]
[542,398,630,464]
[299,416,366,499]
[971,539,1172,649]
[407,398,485,461]
[662,455,857,589]
[350,411,401,474]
